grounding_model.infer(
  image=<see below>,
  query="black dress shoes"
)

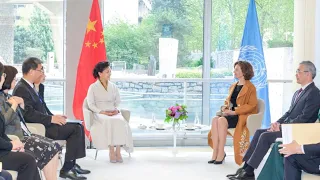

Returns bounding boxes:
[208,159,215,164]
[226,168,244,178]
[59,169,87,180]
[229,170,255,180]
[74,164,91,174]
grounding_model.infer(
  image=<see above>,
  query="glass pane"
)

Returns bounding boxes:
[103,0,204,78]
[0,1,64,78]
[104,0,205,142]
[42,80,65,115]
[210,0,294,125]
[114,80,205,136]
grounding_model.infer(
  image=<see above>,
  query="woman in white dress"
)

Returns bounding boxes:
[87,61,133,163]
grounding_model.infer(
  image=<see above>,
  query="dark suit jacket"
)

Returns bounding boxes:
[304,143,320,157]
[0,114,13,158]
[12,79,52,127]
[277,82,320,124]
[38,83,53,116]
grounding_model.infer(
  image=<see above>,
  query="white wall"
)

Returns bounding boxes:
[315,0,320,88]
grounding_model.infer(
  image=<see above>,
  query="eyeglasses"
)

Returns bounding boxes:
[296,69,309,74]
[35,69,44,73]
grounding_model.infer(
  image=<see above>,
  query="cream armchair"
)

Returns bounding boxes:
[6,135,20,180]
[26,123,66,166]
[227,99,265,136]
[83,98,131,159]
[26,123,46,136]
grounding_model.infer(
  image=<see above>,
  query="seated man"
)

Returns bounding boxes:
[227,61,320,180]
[257,110,320,180]
[13,57,90,180]
[280,140,320,180]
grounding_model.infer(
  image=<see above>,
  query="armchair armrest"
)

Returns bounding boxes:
[7,135,19,141]
[246,113,263,136]
[120,109,130,122]
[26,123,46,136]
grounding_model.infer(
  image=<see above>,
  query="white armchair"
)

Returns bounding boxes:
[227,99,265,136]
[83,98,131,159]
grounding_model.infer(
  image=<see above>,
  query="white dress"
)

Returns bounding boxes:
[87,80,133,152]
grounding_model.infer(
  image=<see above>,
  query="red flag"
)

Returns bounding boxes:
[73,0,106,141]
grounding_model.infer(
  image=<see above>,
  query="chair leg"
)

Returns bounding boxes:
[38,168,43,180]
[59,152,63,167]
[95,149,98,160]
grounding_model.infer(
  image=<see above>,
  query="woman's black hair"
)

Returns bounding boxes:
[93,61,110,79]
[1,66,18,91]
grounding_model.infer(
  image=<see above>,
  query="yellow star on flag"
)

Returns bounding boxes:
[92,42,98,48]
[86,19,97,34]
[85,41,91,47]
[101,31,104,36]
[99,38,104,44]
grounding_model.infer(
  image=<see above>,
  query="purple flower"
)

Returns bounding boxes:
[174,112,182,119]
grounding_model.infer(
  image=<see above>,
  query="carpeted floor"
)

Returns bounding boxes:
[65,147,240,180]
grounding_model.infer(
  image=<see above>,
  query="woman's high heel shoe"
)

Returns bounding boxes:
[213,153,226,165]
[109,154,117,163]
[207,160,215,164]
[116,157,123,163]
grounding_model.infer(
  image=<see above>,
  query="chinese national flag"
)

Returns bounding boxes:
[73,0,106,141]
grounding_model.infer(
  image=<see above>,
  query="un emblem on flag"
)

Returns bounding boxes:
[239,45,267,90]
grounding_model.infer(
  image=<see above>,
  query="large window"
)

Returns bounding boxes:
[102,0,294,141]
[210,0,294,122]
[0,1,64,114]
[0,0,296,145]
[103,0,205,137]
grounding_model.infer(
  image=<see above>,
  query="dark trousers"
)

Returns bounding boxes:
[243,128,282,168]
[284,154,320,180]
[0,170,12,180]
[0,152,40,180]
[46,123,86,171]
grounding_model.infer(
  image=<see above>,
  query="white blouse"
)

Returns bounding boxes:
[86,80,120,113]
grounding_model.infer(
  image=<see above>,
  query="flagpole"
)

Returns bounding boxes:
[202,0,212,125]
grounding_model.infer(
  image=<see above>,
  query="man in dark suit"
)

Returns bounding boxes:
[227,61,320,180]
[279,140,320,180]
[13,57,90,180]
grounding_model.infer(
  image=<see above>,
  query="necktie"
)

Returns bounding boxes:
[294,88,303,103]
[33,86,42,101]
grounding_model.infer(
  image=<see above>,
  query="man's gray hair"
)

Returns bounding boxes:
[300,61,316,79]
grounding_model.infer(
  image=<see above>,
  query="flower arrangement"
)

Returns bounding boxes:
[165,104,188,124]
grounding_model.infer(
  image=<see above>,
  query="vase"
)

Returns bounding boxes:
[172,121,180,131]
